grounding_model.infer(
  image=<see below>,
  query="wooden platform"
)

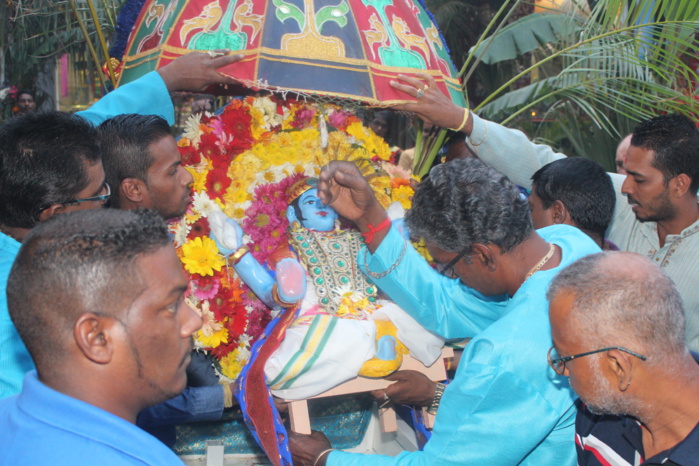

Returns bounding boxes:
[284,347,454,434]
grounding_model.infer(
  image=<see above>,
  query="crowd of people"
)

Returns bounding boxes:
[0,51,697,466]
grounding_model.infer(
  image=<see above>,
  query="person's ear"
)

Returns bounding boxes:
[121,178,146,204]
[604,348,634,392]
[671,174,691,198]
[551,200,569,225]
[286,205,298,224]
[471,243,497,272]
[38,204,66,222]
[73,313,116,365]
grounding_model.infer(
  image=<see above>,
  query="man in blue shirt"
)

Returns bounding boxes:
[0,209,201,464]
[0,52,241,446]
[288,158,601,465]
[547,252,699,465]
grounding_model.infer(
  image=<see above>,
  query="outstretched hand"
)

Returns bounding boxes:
[389,73,472,134]
[370,370,437,407]
[289,430,333,466]
[158,50,244,92]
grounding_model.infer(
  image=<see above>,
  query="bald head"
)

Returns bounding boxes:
[547,252,686,362]
[615,134,632,175]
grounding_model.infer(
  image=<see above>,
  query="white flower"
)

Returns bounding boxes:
[236,346,252,363]
[253,96,282,128]
[238,334,252,348]
[192,191,219,217]
[182,113,204,146]
[171,217,190,247]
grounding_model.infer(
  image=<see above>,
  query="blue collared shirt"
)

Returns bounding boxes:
[0,371,183,465]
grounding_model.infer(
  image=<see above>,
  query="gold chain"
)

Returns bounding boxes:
[524,243,555,280]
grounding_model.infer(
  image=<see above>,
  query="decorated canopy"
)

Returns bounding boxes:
[112,0,466,107]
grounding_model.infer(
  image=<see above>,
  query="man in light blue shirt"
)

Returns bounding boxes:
[288,158,601,465]
[0,209,201,464]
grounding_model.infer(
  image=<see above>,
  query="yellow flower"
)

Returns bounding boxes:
[220,348,245,380]
[391,185,414,210]
[187,165,207,193]
[181,236,226,276]
[196,325,229,348]
[412,238,435,264]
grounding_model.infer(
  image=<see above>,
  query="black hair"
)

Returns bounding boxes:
[631,114,699,192]
[7,208,171,372]
[406,158,533,254]
[16,89,35,100]
[290,196,306,222]
[0,111,100,228]
[98,114,172,208]
[531,157,615,240]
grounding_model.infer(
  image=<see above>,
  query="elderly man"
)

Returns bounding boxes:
[289,158,600,465]
[0,209,201,463]
[547,252,699,465]
[390,73,699,351]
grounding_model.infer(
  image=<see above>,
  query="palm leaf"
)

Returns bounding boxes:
[469,13,582,65]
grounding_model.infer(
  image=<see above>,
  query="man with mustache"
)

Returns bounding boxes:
[390,73,699,352]
[98,113,239,445]
[0,209,202,464]
[547,252,699,465]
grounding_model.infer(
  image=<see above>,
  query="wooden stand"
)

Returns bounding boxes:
[284,347,454,434]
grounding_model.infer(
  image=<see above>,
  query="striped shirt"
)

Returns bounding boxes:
[466,114,699,352]
[575,401,699,466]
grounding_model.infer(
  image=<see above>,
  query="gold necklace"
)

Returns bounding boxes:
[524,243,555,280]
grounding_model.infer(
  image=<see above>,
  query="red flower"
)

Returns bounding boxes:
[199,132,230,166]
[205,168,232,201]
[188,216,210,239]
[211,341,238,359]
[179,142,201,166]
[219,101,255,155]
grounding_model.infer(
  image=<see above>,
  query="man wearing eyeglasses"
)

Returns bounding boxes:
[0,51,243,398]
[288,158,602,465]
[547,252,699,465]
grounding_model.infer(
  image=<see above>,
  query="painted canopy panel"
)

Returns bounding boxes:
[116,0,466,106]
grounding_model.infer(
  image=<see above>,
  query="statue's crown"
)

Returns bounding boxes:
[287,177,318,204]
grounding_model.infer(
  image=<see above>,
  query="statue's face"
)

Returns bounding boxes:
[298,189,338,231]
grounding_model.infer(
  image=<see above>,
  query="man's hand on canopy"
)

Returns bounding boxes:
[158,50,244,92]
[389,73,472,134]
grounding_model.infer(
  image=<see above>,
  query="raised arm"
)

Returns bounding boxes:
[77,50,243,126]
[389,73,567,189]
[318,161,505,338]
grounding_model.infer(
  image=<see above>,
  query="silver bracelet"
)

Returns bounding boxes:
[427,382,446,415]
[363,240,408,279]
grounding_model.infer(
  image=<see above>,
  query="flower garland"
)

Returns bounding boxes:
[174,96,418,380]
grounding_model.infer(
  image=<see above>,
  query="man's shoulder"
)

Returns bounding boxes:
[538,224,602,262]
[3,375,181,465]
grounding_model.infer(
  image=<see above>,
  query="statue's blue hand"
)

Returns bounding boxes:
[276,258,307,303]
